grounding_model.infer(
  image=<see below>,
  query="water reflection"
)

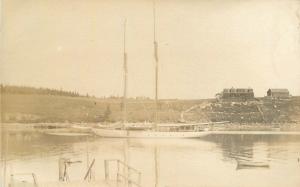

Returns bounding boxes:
[203,134,300,166]
[4,131,95,161]
[3,130,300,187]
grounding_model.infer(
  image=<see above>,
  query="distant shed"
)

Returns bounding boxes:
[267,89,290,98]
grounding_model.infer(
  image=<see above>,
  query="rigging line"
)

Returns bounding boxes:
[123,18,128,125]
[153,0,159,127]
[153,0,156,42]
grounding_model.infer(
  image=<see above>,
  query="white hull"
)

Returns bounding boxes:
[92,128,210,138]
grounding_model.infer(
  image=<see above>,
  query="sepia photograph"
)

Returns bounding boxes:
[1,0,300,186]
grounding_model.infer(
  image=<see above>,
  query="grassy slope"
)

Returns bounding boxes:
[2,93,300,123]
[1,93,211,123]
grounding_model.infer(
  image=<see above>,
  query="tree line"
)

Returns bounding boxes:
[0,84,153,100]
[0,84,82,97]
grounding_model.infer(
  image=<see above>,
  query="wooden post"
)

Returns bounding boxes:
[32,173,38,187]
[138,172,142,186]
[84,159,95,181]
[104,160,109,181]
[117,160,120,181]
[9,174,14,187]
[128,168,131,187]
[58,158,66,181]
[154,147,159,187]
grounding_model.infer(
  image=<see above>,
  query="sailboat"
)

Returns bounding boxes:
[93,5,211,138]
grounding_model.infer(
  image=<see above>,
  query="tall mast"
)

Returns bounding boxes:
[122,21,129,183]
[122,19,128,125]
[153,0,159,127]
[153,3,160,186]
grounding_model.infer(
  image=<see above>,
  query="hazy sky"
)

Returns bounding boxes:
[1,0,300,99]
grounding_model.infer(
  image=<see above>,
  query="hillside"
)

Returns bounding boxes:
[1,92,300,124]
[1,93,212,123]
[203,97,300,123]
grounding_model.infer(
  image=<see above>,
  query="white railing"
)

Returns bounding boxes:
[104,159,142,187]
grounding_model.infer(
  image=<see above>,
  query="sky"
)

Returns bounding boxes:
[1,0,300,99]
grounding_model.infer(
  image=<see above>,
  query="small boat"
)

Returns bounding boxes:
[236,161,269,170]
[44,132,91,137]
[43,127,92,137]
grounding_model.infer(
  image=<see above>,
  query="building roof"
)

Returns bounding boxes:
[223,88,253,93]
[268,88,289,93]
[223,88,253,90]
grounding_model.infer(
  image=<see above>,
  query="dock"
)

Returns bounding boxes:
[48,181,119,187]
[9,159,141,187]
[10,180,122,187]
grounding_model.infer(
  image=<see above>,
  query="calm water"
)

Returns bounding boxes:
[2,131,300,187]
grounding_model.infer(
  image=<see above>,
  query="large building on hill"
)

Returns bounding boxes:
[217,88,254,99]
[267,89,290,98]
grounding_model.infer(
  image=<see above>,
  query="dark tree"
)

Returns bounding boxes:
[104,105,111,121]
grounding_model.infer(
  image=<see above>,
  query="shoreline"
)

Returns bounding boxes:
[2,122,300,133]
